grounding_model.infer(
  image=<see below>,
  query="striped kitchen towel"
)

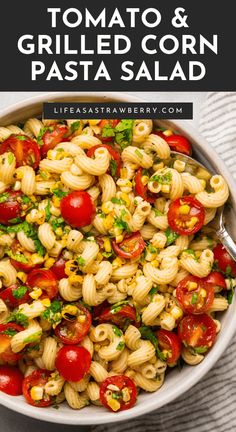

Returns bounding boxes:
[92,92,236,432]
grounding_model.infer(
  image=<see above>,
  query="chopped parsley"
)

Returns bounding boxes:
[102,120,134,150]
[111,197,126,206]
[0,328,18,337]
[183,249,198,260]
[0,192,9,203]
[102,250,114,258]
[37,126,52,146]
[113,325,123,337]
[51,217,65,233]
[21,196,31,204]
[8,217,22,224]
[45,200,51,222]
[227,278,235,304]
[191,293,198,304]
[193,346,209,354]
[165,227,179,246]
[12,286,28,299]
[140,326,166,362]
[110,301,129,315]
[149,286,159,300]
[116,341,125,351]
[8,153,14,165]
[225,265,232,277]
[41,300,62,326]
[147,244,157,254]
[151,172,172,185]
[77,257,85,267]
[23,330,42,344]
[6,312,29,328]
[153,208,163,217]
[2,220,46,257]
[114,217,130,232]
[6,250,28,263]
[109,159,118,177]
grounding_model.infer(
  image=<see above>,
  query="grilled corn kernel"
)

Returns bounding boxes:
[161,184,170,194]
[151,260,159,268]
[187,281,198,291]
[179,204,190,215]
[171,305,183,320]
[103,238,112,252]
[120,193,130,206]
[65,260,78,276]
[200,288,207,298]
[141,175,149,186]
[112,257,123,269]
[163,129,173,137]
[52,196,60,208]
[78,315,86,323]
[116,234,124,244]
[62,305,78,318]
[103,214,114,230]
[199,179,206,189]
[31,254,45,265]
[29,288,43,300]
[16,171,23,180]
[88,119,101,126]
[186,217,198,229]
[44,258,56,269]
[120,167,128,179]
[68,274,83,285]
[114,227,123,236]
[153,162,164,171]
[107,398,121,412]
[55,227,63,236]
[101,201,114,214]
[30,386,44,401]
[17,272,27,283]
[41,298,51,307]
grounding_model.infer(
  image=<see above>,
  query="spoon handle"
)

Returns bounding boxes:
[216,226,236,261]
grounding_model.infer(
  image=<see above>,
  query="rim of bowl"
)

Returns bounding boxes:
[0,91,236,425]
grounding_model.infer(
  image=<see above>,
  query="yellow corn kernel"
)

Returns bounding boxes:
[25,214,32,223]
[116,234,125,244]
[120,167,127,179]
[141,175,149,186]
[52,196,60,208]
[96,252,103,262]
[107,398,121,412]
[112,257,123,269]
[41,298,51,307]
[44,258,56,269]
[120,193,130,207]
[29,288,43,300]
[171,305,183,320]
[151,260,159,268]
[122,387,131,402]
[153,162,164,171]
[103,238,112,252]
[55,227,63,236]
[163,129,173,137]
[179,204,190,215]
[65,260,77,276]
[88,119,101,126]
[31,254,45,265]
[30,386,44,401]
[161,184,170,194]
[199,179,206,189]
[17,272,27,283]
[186,216,198,229]
[101,201,114,214]
[187,281,198,291]
[62,304,78,318]
[77,314,86,323]
[47,150,55,160]
[103,215,114,230]
[200,288,207,298]
[69,274,83,285]
[114,227,123,236]
[16,171,23,180]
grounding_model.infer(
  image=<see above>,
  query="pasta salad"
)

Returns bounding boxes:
[0,117,235,412]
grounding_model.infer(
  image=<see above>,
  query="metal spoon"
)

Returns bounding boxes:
[166,151,236,261]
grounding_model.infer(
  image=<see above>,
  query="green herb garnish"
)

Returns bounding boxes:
[6,312,29,328]
[140,326,166,362]
[116,341,125,351]
[165,227,179,246]
[12,286,28,299]
[70,121,81,134]
[151,172,172,185]
[113,325,123,337]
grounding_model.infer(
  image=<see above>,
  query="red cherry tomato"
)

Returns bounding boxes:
[213,243,236,277]
[10,240,41,273]
[165,134,192,156]
[134,168,156,204]
[41,125,69,157]
[0,190,23,225]
[178,314,217,352]
[0,365,24,395]
[100,375,137,412]
[98,119,120,142]
[55,303,92,344]
[0,324,24,364]
[176,275,214,314]
[60,191,95,228]
[87,144,122,177]
[26,269,58,299]
[168,196,205,235]
[0,284,31,308]
[203,271,226,289]
[55,346,91,382]
[0,135,40,169]
[50,256,66,280]
[22,369,54,406]
[156,329,181,365]
[96,303,138,329]
[112,232,145,259]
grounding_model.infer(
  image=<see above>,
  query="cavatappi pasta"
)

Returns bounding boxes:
[0,117,234,413]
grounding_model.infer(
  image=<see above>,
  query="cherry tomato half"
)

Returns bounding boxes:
[98,119,120,143]
[168,196,205,235]
[157,329,181,365]
[165,134,192,156]
[41,125,69,157]
[0,323,24,364]
[134,168,156,204]
[96,303,138,329]
[50,256,66,280]
[26,269,58,299]
[0,365,24,395]
[213,243,236,277]
[0,284,31,308]
[0,135,40,169]
[0,190,23,225]
[203,271,226,289]
[178,314,217,352]
[87,144,122,177]
[55,346,91,382]
[112,232,145,259]
[10,240,41,273]
[100,375,137,412]
[55,303,92,344]
[60,191,95,228]
[176,275,214,314]
[22,369,53,407]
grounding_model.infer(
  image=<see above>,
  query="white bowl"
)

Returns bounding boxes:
[1,92,236,425]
